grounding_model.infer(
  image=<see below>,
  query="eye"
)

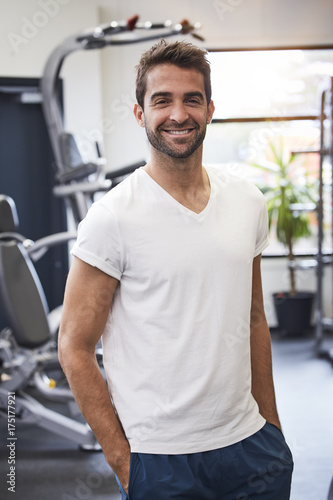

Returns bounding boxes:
[186,98,202,105]
[151,99,170,108]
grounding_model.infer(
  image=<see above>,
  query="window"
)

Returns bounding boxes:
[204,49,333,255]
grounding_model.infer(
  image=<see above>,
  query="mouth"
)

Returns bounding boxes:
[163,128,194,136]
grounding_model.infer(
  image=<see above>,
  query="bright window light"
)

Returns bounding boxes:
[208,50,333,119]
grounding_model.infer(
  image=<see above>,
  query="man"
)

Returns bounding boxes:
[58,40,293,499]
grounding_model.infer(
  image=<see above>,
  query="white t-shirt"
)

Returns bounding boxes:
[71,166,269,454]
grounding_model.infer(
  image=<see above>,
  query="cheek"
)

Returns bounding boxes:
[147,112,169,129]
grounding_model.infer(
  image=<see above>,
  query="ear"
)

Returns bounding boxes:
[207,100,215,124]
[133,103,145,128]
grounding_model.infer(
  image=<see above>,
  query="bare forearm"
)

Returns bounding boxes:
[250,255,281,430]
[59,346,130,466]
[58,261,130,491]
[250,321,281,429]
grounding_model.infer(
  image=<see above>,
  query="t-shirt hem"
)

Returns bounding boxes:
[71,245,122,280]
[254,237,270,258]
[129,415,266,454]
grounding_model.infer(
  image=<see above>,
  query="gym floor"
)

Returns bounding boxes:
[0,331,332,500]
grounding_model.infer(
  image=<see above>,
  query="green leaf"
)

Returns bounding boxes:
[269,140,280,164]
[252,162,281,173]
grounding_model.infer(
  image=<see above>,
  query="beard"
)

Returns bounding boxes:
[144,120,207,159]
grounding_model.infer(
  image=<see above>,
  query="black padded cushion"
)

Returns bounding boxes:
[0,241,51,348]
[0,195,19,233]
[57,132,98,182]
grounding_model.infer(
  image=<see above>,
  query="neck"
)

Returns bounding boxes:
[144,146,210,214]
[145,145,204,191]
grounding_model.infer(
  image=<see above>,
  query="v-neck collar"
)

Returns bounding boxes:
[139,167,214,217]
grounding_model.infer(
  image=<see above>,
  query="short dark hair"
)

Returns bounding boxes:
[135,39,212,108]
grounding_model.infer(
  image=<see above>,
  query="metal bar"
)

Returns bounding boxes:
[315,89,326,350]
[322,318,333,328]
[291,149,329,155]
[330,77,333,341]
[212,115,319,124]
[208,44,333,53]
[289,203,317,212]
[40,36,83,169]
[27,231,77,262]
[99,28,189,46]
[288,259,318,270]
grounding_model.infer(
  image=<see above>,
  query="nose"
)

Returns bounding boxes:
[169,101,189,124]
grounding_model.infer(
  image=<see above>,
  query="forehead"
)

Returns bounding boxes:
[144,64,205,99]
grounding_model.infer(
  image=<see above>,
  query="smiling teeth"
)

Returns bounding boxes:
[167,130,190,135]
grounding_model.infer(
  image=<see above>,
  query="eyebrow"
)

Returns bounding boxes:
[150,91,205,102]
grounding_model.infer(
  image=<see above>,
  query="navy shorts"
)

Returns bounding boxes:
[116,422,293,499]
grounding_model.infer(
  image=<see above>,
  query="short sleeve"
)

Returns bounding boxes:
[254,194,270,257]
[71,202,123,280]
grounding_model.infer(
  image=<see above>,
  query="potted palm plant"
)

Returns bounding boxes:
[254,137,317,335]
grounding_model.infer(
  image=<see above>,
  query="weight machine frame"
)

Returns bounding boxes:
[314,77,333,362]
[291,77,333,363]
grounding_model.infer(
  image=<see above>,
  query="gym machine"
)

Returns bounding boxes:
[291,77,333,365]
[314,78,333,363]
[0,194,99,448]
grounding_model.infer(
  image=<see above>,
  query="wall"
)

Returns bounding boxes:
[0,0,103,156]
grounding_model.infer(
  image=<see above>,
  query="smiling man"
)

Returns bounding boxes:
[58,40,293,499]
[137,65,212,160]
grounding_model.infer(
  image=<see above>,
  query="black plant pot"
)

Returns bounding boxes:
[273,291,315,336]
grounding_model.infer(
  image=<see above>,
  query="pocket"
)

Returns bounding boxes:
[115,475,128,500]
[127,452,137,499]
[266,422,284,437]
[265,422,294,467]
[115,454,137,500]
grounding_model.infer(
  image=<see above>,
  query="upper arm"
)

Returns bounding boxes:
[59,257,119,355]
[250,254,267,330]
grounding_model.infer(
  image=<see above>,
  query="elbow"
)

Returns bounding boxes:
[57,328,71,373]
[57,326,97,374]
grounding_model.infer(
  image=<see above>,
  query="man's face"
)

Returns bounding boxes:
[134,64,215,159]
